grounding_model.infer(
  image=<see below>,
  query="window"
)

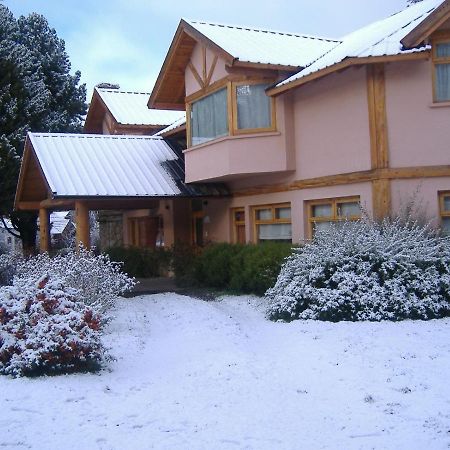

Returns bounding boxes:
[190,88,228,145]
[440,192,450,234]
[253,204,292,243]
[433,37,450,102]
[234,82,273,132]
[307,197,361,237]
[232,208,246,244]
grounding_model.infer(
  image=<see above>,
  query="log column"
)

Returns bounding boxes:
[75,201,90,250]
[39,208,50,253]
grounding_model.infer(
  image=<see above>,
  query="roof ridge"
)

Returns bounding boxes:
[96,87,151,96]
[186,18,341,43]
[28,132,163,140]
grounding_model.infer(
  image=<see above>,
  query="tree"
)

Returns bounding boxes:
[0,6,87,253]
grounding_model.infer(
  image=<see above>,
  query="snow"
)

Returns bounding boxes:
[1,293,449,449]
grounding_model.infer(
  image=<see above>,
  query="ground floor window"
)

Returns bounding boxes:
[307,197,361,237]
[440,192,450,234]
[232,208,246,244]
[253,203,292,243]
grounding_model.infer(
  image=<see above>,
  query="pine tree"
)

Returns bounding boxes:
[0,6,87,253]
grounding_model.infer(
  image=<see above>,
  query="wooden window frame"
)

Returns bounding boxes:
[252,203,291,243]
[439,191,450,232]
[231,207,246,244]
[186,77,276,148]
[306,196,361,239]
[231,80,277,135]
[432,32,450,103]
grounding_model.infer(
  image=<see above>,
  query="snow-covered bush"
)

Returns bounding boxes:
[266,217,450,322]
[0,275,107,377]
[0,252,21,286]
[13,248,135,313]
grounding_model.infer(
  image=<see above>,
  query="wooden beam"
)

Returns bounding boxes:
[202,46,207,84]
[40,198,75,210]
[75,201,90,250]
[372,178,391,221]
[188,61,204,89]
[39,208,50,253]
[15,201,41,211]
[206,55,218,86]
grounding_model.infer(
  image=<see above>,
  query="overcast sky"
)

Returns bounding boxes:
[4,0,410,102]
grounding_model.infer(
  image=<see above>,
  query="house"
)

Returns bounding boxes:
[0,219,22,253]
[14,0,450,252]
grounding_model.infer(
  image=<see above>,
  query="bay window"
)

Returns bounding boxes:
[433,37,450,102]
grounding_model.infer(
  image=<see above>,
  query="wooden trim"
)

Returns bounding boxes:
[439,191,450,231]
[227,80,234,136]
[206,55,218,86]
[185,77,229,103]
[372,178,391,221]
[401,0,450,48]
[306,196,361,239]
[252,202,291,243]
[202,46,207,84]
[233,165,450,197]
[188,61,204,89]
[231,207,245,244]
[14,141,32,210]
[186,103,192,148]
[367,64,389,169]
[431,34,450,103]
[267,52,431,97]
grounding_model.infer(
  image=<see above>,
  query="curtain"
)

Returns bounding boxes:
[236,84,271,130]
[435,42,450,102]
[258,223,292,241]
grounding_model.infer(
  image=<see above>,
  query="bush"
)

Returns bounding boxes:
[106,246,171,278]
[171,241,202,286]
[13,248,135,313]
[0,252,21,286]
[266,218,450,322]
[0,275,107,377]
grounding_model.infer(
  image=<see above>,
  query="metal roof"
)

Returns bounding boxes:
[185,19,340,68]
[96,88,185,126]
[27,133,227,198]
[277,0,442,88]
[154,116,187,136]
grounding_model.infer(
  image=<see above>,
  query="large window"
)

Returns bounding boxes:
[433,37,450,102]
[440,192,450,234]
[234,82,273,132]
[191,88,228,145]
[307,197,361,237]
[253,204,292,243]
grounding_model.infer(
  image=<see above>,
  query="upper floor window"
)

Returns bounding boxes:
[234,82,273,132]
[440,192,450,234]
[433,38,450,102]
[307,197,361,238]
[191,88,228,145]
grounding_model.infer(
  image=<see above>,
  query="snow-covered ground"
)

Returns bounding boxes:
[1,293,450,450]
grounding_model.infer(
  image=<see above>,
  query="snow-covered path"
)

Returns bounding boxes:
[1,293,450,450]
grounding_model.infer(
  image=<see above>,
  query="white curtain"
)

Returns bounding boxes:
[191,88,228,145]
[258,223,292,241]
[237,84,271,129]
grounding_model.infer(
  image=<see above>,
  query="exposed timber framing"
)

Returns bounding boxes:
[39,208,50,253]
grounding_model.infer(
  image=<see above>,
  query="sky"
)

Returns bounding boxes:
[3,0,410,103]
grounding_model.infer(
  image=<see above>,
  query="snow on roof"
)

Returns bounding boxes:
[0,219,13,230]
[185,19,340,68]
[49,211,71,235]
[154,116,186,137]
[96,88,185,126]
[28,133,185,197]
[277,0,443,88]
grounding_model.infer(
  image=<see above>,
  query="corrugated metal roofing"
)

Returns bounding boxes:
[154,116,186,136]
[96,88,184,126]
[28,133,227,198]
[186,19,340,68]
[277,0,442,87]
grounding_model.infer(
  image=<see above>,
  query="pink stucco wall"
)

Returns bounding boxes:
[293,67,372,179]
[385,59,450,168]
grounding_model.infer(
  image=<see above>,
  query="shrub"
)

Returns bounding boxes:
[0,252,21,286]
[0,275,107,377]
[266,218,450,322]
[13,248,135,313]
[106,246,171,278]
[171,241,202,286]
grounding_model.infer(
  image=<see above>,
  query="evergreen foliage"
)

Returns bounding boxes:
[0,6,87,251]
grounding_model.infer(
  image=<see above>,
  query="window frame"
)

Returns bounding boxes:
[306,196,361,239]
[439,191,450,233]
[432,32,450,103]
[252,203,292,243]
[231,80,276,135]
[231,207,246,244]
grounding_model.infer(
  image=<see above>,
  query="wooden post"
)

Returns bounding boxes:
[75,201,90,250]
[39,208,50,253]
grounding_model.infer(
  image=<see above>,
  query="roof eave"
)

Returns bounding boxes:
[401,0,450,48]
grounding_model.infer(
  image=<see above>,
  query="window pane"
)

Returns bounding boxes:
[234,210,245,222]
[442,217,450,234]
[191,88,228,145]
[236,84,271,130]
[435,64,450,102]
[443,196,450,212]
[256,209,272,220]
[259,223,292,241]
[275,207,291,219]
[436,42,450,58]
[312,204,332,218]
[337,201,360,218]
